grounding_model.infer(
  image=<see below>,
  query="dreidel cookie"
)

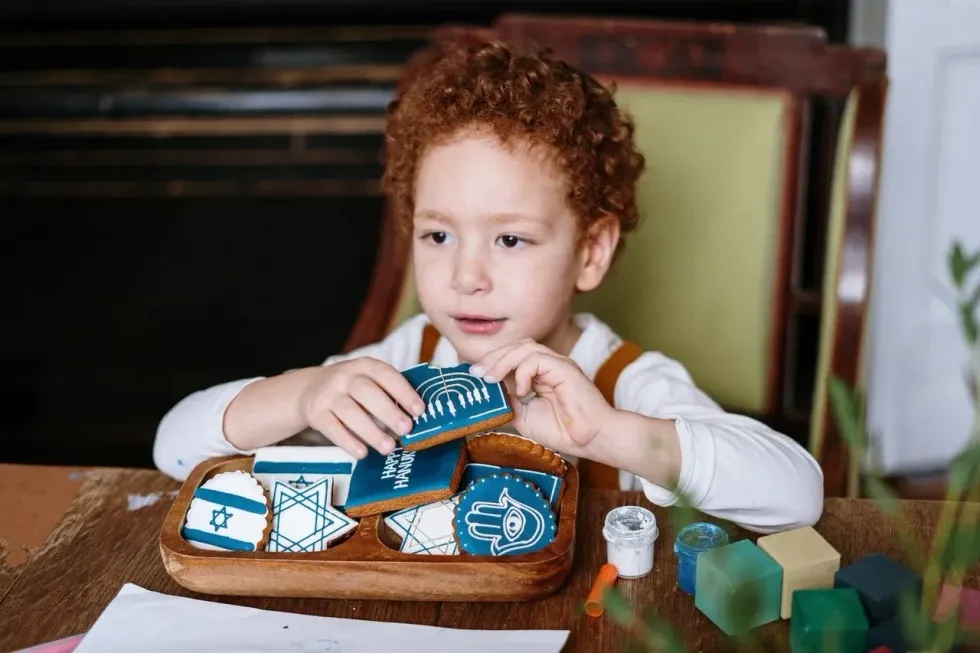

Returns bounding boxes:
[182,470,271,552]
[399,362,513,451]
[453,473,557,556]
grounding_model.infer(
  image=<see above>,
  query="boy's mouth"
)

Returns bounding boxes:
[452,314,507,336]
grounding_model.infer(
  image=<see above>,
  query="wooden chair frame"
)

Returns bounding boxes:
[345,13,888,497]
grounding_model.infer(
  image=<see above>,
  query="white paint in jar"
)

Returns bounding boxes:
[602,505,658,578]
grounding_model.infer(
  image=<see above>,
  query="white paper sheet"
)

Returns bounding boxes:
[73,584,570,653]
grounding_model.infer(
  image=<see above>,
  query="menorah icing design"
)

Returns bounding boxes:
[453,474,556,556]
[399,363,513,450]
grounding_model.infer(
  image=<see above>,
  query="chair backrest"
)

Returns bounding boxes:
[349,14,887,496]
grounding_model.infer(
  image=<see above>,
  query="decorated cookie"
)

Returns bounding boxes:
[344,438,467,518]
[453,473,557,556]
[399,362,513,451]
[252,445,356,506]
[385,495,462,555]
[461,463,564,511]
[267,478,358,552]
[182,470,270,552]
[466,432,567,476]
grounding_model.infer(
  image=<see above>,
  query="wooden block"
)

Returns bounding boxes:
[789,588,869,653]
[694,539,783,635]
[834,553,922,625]
[865,615,908,653]
[758,526,841,619]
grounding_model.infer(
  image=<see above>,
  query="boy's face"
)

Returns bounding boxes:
[412,130,616,363]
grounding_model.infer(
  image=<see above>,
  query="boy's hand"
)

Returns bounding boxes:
[471,339,616,457]
[298,358,425,459]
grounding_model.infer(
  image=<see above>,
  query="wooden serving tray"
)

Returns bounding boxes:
[160,454,579,601]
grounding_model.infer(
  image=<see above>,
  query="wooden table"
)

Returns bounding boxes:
[1,465,978,652]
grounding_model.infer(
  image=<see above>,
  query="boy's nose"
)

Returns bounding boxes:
[451,252,492,295]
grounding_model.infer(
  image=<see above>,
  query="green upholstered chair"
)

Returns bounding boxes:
[346,15,888,496]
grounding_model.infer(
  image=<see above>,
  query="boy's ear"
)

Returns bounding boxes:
[575,214,620,292]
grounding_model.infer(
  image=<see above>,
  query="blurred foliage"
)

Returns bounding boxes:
[598,241,980,651]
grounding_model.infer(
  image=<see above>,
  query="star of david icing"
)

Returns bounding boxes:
[291,475,312,488]
[209,506,232,531]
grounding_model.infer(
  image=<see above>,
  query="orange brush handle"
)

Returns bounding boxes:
[584,563,619,617]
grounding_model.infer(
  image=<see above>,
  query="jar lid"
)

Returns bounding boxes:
[673,522,729,554]
[602,505,658,546]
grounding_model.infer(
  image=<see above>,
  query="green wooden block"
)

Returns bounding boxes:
[790,588,869,653]
[694,539,782,635]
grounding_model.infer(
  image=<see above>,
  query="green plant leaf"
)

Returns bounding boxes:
[951,241,969,288]
[864,475,900,518]
[828,376,867,451]
[960,302,979,345]
[947,441,980,495]
[939,517,980,573]
[898,588,936,651]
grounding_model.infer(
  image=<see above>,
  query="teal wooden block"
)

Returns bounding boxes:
[790,588,869,653]
[694,539,783,635]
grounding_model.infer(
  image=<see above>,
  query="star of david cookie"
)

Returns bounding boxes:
[252,445,357,507]
[385,495,461,555]
[182,470,270,552]
[267,478,358,552]
[399,362,513,451]
[453,473,557,556]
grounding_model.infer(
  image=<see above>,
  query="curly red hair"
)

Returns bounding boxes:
[382,39,645,254]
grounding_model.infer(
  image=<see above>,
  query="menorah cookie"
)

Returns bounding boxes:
[267,478,358,553]
[182,470,270,552]
[343,438,467,518]
[400,362,513,451]
[453,473,557,556]
[384,495,462,555]
[461,463,564,511]
[252,445,356,507]
[466,432,567,476]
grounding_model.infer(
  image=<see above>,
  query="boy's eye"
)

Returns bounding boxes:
[498,235,523,248]
[425,231,449,244]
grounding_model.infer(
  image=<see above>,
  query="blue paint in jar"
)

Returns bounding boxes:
[673,522,729,596]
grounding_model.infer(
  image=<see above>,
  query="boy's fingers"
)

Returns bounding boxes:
[350,377,415,437]
[334,396,398,455]
[480,341,548,384]
[311,411,368,459]
[513,353,565,397]
[362,360,425,417]
[470,341,523,379]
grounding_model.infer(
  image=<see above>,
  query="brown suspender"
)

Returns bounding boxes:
[416,323,642,489]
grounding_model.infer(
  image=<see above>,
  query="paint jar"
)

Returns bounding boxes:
[601,506,658,579]
[673,522,729,595]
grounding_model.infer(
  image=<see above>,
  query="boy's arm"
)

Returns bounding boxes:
[152,314,428,481]
[610,352,825,534]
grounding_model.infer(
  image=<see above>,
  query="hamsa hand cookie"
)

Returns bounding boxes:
[453,473,557,556]
[182,470,270,551]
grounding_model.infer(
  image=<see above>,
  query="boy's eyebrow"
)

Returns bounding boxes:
[414,209,453,223]
[485,212,549,225]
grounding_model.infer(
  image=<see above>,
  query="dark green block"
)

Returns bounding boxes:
[834,553,922,625]
[790,588,869,653]
[694,539,782,635]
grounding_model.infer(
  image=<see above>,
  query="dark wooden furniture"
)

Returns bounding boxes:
[351,14,888,497]
[1,464,977,652]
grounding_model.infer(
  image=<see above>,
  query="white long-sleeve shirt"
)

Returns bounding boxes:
[154,312,824,533]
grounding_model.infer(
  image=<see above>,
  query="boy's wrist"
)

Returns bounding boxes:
[586,409,682,490]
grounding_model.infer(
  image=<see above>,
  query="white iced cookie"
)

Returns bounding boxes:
[182,470,270,551]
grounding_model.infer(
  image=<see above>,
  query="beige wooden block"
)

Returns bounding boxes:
[757,526,841,619]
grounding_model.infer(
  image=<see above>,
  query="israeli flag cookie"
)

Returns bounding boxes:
[461,463,564,511]
[252,446,356,507]
[268,478,358,553]
[385,495,461,555]
[453,473,557,556]
[399,363,513,451]
[344,438,467,518]
[182,470,270,552]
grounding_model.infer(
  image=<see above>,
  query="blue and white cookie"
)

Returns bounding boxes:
[453,473,557,556]
[344,438,467,518]
[267,478,358,553]
[461,463,564,511]
[385,495,461,555]
[399,362,513,451]
[252,445,356,507]
[182,470,270,552]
